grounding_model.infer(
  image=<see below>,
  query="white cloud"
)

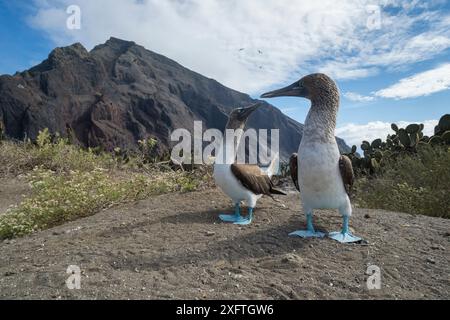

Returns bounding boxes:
[343,92,375,102]
[336,120,438,148]
[28,0,450,94]
[374,63,450,99]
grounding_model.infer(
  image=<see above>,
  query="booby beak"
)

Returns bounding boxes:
[260,81,307,98]
[237,102,261,121]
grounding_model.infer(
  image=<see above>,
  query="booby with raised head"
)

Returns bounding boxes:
[261,74,363,243]
[214,103,286,225]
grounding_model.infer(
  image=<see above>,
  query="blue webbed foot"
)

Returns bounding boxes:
[328,232,362,243]
[233,215,253,225]
[219,203,242,222]
[220,206,254,225]
[233,207,254,225]
[329,216,365,243]
[289,213,325,238]
[219,214,242,222]
[289,230,326,238]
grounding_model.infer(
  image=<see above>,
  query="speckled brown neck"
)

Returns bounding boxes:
[302,88,340,144]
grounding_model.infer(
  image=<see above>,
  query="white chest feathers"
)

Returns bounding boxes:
[298,142,349,210]
[214,164,262,208]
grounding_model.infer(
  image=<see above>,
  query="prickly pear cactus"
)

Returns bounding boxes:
[391,123,399,132]
[406,124,420,134]
[361,141,371,151]
[429,136,443,145]
[371,139,382,149]
[390,123,424,151]
[435,114,450,135]
[441,131,450,144]
[398,129,411,147]
[348,115,448,177]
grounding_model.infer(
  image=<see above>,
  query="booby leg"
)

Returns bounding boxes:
[233,208,254,225]
[328,215,363,243]
[289,212,326,238]
[219,203,242,222]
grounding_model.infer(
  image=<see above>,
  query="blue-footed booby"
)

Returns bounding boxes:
[214,103,286,225]
[261,74,363,243]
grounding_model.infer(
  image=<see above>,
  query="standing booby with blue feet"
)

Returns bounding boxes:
[214,103,286,226]
[261,74,363,243]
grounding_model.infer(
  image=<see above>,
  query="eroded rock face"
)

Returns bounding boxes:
[0,37,350,159]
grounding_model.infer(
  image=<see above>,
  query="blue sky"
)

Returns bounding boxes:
[0,1,53,75]
[1,0,449,147]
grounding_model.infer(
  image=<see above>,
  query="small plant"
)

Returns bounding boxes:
[279,161,291,178]
[36,128,52,148]
[138,137,159,163]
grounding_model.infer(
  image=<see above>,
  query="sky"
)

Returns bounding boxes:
[0,0,449,148]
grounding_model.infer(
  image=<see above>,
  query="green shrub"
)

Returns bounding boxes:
[0,131,116,177]
[354,145,450,218]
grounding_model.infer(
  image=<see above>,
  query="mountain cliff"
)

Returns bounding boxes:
[0,37,350,160]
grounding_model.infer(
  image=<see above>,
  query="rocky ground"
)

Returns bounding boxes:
[0,187,449,300]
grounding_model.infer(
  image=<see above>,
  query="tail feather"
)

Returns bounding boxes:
[270,187,287,196]
[263,152,279,178]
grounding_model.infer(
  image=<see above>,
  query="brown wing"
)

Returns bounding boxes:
[289,153,300,192]
[231,164,287,196]
[339,155,354,195]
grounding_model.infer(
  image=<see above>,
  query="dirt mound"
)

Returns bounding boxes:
[0,189,448,299]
